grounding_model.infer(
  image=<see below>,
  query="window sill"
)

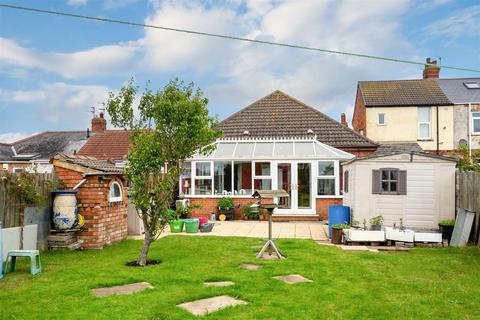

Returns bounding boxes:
[417,138,433,142]
[377,124,386,126]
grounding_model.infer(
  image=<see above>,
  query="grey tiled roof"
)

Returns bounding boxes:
[0,143,13,160]
[374,143,423,155]
[53,153,124,174]
[218,91,377,148]
[0,131,89,161]
[436,78,480,104]
[359,79,452,107]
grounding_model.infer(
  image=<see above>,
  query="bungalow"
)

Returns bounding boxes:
[182,90,378,221]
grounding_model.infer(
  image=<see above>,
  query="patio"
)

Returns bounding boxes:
[128,221,329,241]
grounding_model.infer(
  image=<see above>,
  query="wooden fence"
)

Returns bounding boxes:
[458,171,480,245]
[0,172,57,228]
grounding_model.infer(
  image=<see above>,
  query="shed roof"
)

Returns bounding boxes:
[52,153,125,175]
[358,79,452,107]
[343,151,457,165]
[218,91,377,148]
[373,143,423,155]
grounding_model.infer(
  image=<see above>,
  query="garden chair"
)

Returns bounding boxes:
[3,224,42,276]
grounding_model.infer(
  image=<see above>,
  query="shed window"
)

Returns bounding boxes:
[372,168,406,195]
[343,170,349,193]
[109,182,123,202]
[472,112,480,134]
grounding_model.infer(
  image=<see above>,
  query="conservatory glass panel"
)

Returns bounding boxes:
[234,142,255,157]
[274,142,294,157]
[234,161,252,195]
[254,142,274,157]
[180,162,192,195]
[195,162,211,176]
[194,179,212,195]
[255,162,271,176]
[254,179,272,190]
[214,161,232,195]
[295,142,315,157]
[215,143,236,157]
[314,143,335,158]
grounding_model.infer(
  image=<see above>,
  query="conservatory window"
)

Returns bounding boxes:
[180,162,191,195]
[194,162,212,195]
[253,161,272,191]
[317,161,336,196]
[234,161,252,195]
[109,182,122,202]
[214,161,232,195]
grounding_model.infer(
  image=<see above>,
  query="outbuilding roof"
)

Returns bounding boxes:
[343,151,457,165]
[373,143,423,155]
[52,153,124,175]
[358,79,452,107]
[218,91,377,148]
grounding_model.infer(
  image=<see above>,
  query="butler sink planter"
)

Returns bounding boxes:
[385,227,414,242]
[343,229,385,242]
[414,232,442,243]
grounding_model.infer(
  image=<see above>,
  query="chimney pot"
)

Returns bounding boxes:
[91,113,107,133]
[423,57,440,79]
[341,113,348,126]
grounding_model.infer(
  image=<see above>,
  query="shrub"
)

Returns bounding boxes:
[217,197,234,210]
[332,223,351,229]
[370,215,384,226]
[439,219,455,226]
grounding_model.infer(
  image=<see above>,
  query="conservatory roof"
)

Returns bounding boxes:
[190,137,354,161]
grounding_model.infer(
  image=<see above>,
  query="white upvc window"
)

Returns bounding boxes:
[252,161,272,191]
[317,160,338,196]
[179,162,192,195]
[109,182,123,202]
[378,113,385,125]
[472,112,480,134]
[193,161,213,195]
[418,107,431,139]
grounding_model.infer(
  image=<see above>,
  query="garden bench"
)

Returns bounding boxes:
[4,250,42,275]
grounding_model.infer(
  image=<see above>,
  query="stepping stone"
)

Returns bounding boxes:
[91,282,153,297]
[178,295,247,316]
[338,245,369,251]
[239,263,262,270]
[204,281,235,287]
[368,249,379,253]
[273,274,313,284]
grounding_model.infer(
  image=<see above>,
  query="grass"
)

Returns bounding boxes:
[1,237,480,319]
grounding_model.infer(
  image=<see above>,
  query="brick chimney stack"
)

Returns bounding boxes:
[341,113,348,127]
[91,112,107,133]
[423,57,440,79]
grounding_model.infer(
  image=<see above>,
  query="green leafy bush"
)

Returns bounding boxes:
[217,197,234,211]
[332,223,351,229]
[243,202,260,219]
[439,219,455,226]
[370,215,384,226]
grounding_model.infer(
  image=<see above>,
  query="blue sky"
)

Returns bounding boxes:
[0,0,479,142]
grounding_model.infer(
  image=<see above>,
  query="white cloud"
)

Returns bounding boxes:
[424,5,480,38]
[103,0,139,9]
[67,0,88,6]
[0,83,111,127]
[0,38,142,79]
[0,132,31,143]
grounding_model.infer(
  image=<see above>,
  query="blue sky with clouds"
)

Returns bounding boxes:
[0,0,479,142]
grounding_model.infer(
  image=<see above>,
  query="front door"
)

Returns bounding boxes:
[275,161,314,214]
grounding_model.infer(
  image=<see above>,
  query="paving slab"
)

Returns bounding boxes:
[273,274,313,284]
[178,295,247,316]
[338,245,369,251]
[239,263,262,270]
[204,281,235,287]
[91,282,153,297]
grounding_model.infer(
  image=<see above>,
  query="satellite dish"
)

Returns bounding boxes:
[459,139,468,147]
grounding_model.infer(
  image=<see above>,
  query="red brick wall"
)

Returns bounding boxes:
[54,166,128,249]
[340,147,377,157]
[352,87,366,135]
[188,197,343,221]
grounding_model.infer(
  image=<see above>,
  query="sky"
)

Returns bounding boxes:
[0,0,479,143]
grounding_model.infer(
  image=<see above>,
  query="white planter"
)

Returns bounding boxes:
[53,190,78,230]
[343,229,386,242]
[414,232,442,243]
[385,227,415,242]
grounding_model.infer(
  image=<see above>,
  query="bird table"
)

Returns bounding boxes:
[252,190,289,259]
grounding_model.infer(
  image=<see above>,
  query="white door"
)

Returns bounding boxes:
[275,161,315,215]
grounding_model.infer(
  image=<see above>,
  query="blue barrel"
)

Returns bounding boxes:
[328,205,351,238]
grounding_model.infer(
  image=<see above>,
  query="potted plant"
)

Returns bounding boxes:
[243,202,260,220]
[217,196,235,220]
[331,223,350,244]
[439,219,455,244]
[168,209,184,233]
[369,215,383,231]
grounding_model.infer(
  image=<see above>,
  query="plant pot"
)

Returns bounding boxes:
[331,227,344,244]
[169,220,184,233]
[218,208,234,220]
[370,225,381,231]
[184,218,199,233]
[343,229,385,242]
[439,225,454,243]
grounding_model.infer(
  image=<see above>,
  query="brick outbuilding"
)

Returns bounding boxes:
[52,153,128,249]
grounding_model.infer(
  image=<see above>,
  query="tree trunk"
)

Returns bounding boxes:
[137,230,153,266]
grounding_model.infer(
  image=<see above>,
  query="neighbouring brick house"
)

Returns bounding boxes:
[52,153,128,249]
[181,90,378,221]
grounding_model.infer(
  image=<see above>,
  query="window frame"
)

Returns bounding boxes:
[213,161,233,196]
[418,107,431,140]
[316,160,338,197]
[109,181,123,203]
[192,161,214,195]
[472,112,480,134]
[252,161,272,191]
[377,113,386,125]
[380,168,399,195]
[179,162,192,196]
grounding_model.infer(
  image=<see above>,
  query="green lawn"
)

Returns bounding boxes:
[1,237,479,319]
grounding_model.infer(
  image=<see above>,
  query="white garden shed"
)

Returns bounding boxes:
[342,152,457,230]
